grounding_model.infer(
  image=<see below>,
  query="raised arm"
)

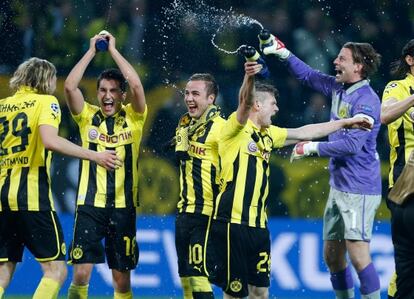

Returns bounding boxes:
[381,96,414,124]
[64,35,101,115]
[106,32,146,113]
[39,125,121,170]
[260,32,338,97]
[236,61,261,124]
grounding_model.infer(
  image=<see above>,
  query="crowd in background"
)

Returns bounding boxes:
[1,0,414,214]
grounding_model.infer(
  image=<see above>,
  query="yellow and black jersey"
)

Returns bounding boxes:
[213,112,287,228]
[73,102,147,208]
[177,116,226,216]
[0,86,61,211]
[382,73,414,188]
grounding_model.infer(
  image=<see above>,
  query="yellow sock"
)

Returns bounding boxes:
[114,290,133,299]
[0,286,4,299]
[388,272,397,298]
[33,277,60,299]
[67,283,89,299]
[181,277,193,299]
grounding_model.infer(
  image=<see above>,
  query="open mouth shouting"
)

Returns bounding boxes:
[102,98,114,114]
[335,68,343,79]
[187,103,197,116]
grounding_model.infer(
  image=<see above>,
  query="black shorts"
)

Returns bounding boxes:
[68,205,139,271]
[206,221,270,297]
[389,196,414,299]
[0,210,66,262]
[175,213,210,277]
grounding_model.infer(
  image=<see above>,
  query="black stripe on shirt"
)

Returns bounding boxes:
[17,167,29,210]
[256,160,269,226]
[38,166,50,210]
[192,157,203,214]
[124,144,133,208]
[1,169,12,210]
[84,143,98,205]
[241,155,256,224]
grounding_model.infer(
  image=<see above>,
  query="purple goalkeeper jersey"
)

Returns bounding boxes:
[286,55,381,195]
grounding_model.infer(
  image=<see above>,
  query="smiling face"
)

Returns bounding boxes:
[97,78,126,116]
[256,91,279,128]
[184,80,215,119]
[333,47,362,83]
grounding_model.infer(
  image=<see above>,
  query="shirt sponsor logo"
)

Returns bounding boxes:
[98,131,133,144]
[88,128,133,144]
[189,144,206,155]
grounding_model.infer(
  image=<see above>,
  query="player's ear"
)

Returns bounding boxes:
[254,99,261,111]
[354,63,363,74]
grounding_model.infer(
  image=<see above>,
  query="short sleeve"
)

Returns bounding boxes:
[124,104,147,128]
[382,81,404,103]
[38,95,61,128]
[221,112,245,141]
[269,126,288,149]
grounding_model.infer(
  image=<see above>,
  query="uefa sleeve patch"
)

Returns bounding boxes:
[50,103,60,114]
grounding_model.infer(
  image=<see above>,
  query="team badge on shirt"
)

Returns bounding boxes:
[116,116,125,127]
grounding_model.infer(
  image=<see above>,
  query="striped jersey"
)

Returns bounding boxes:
[177,115,225,216]
[73,102,147,208]
[0,86,61,211]
[213,112,287,228]
[382,73,414,188]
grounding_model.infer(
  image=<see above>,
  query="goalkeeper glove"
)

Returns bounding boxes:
[290,141,319,162]
[258,32,290,59]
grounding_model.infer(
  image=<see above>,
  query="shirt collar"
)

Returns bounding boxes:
[16,86,38,94]
[344,79,370,95]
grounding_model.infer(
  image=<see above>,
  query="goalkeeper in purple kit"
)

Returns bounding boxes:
[261,33,382,299]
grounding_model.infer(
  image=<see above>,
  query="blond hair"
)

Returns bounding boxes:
[9,57,56,94]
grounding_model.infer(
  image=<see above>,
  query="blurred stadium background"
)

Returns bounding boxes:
[1,0,410,297]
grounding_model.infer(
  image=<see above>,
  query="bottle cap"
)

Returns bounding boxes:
[238,45,256,58]
[259,29,271,41]
[96,38,108,52]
